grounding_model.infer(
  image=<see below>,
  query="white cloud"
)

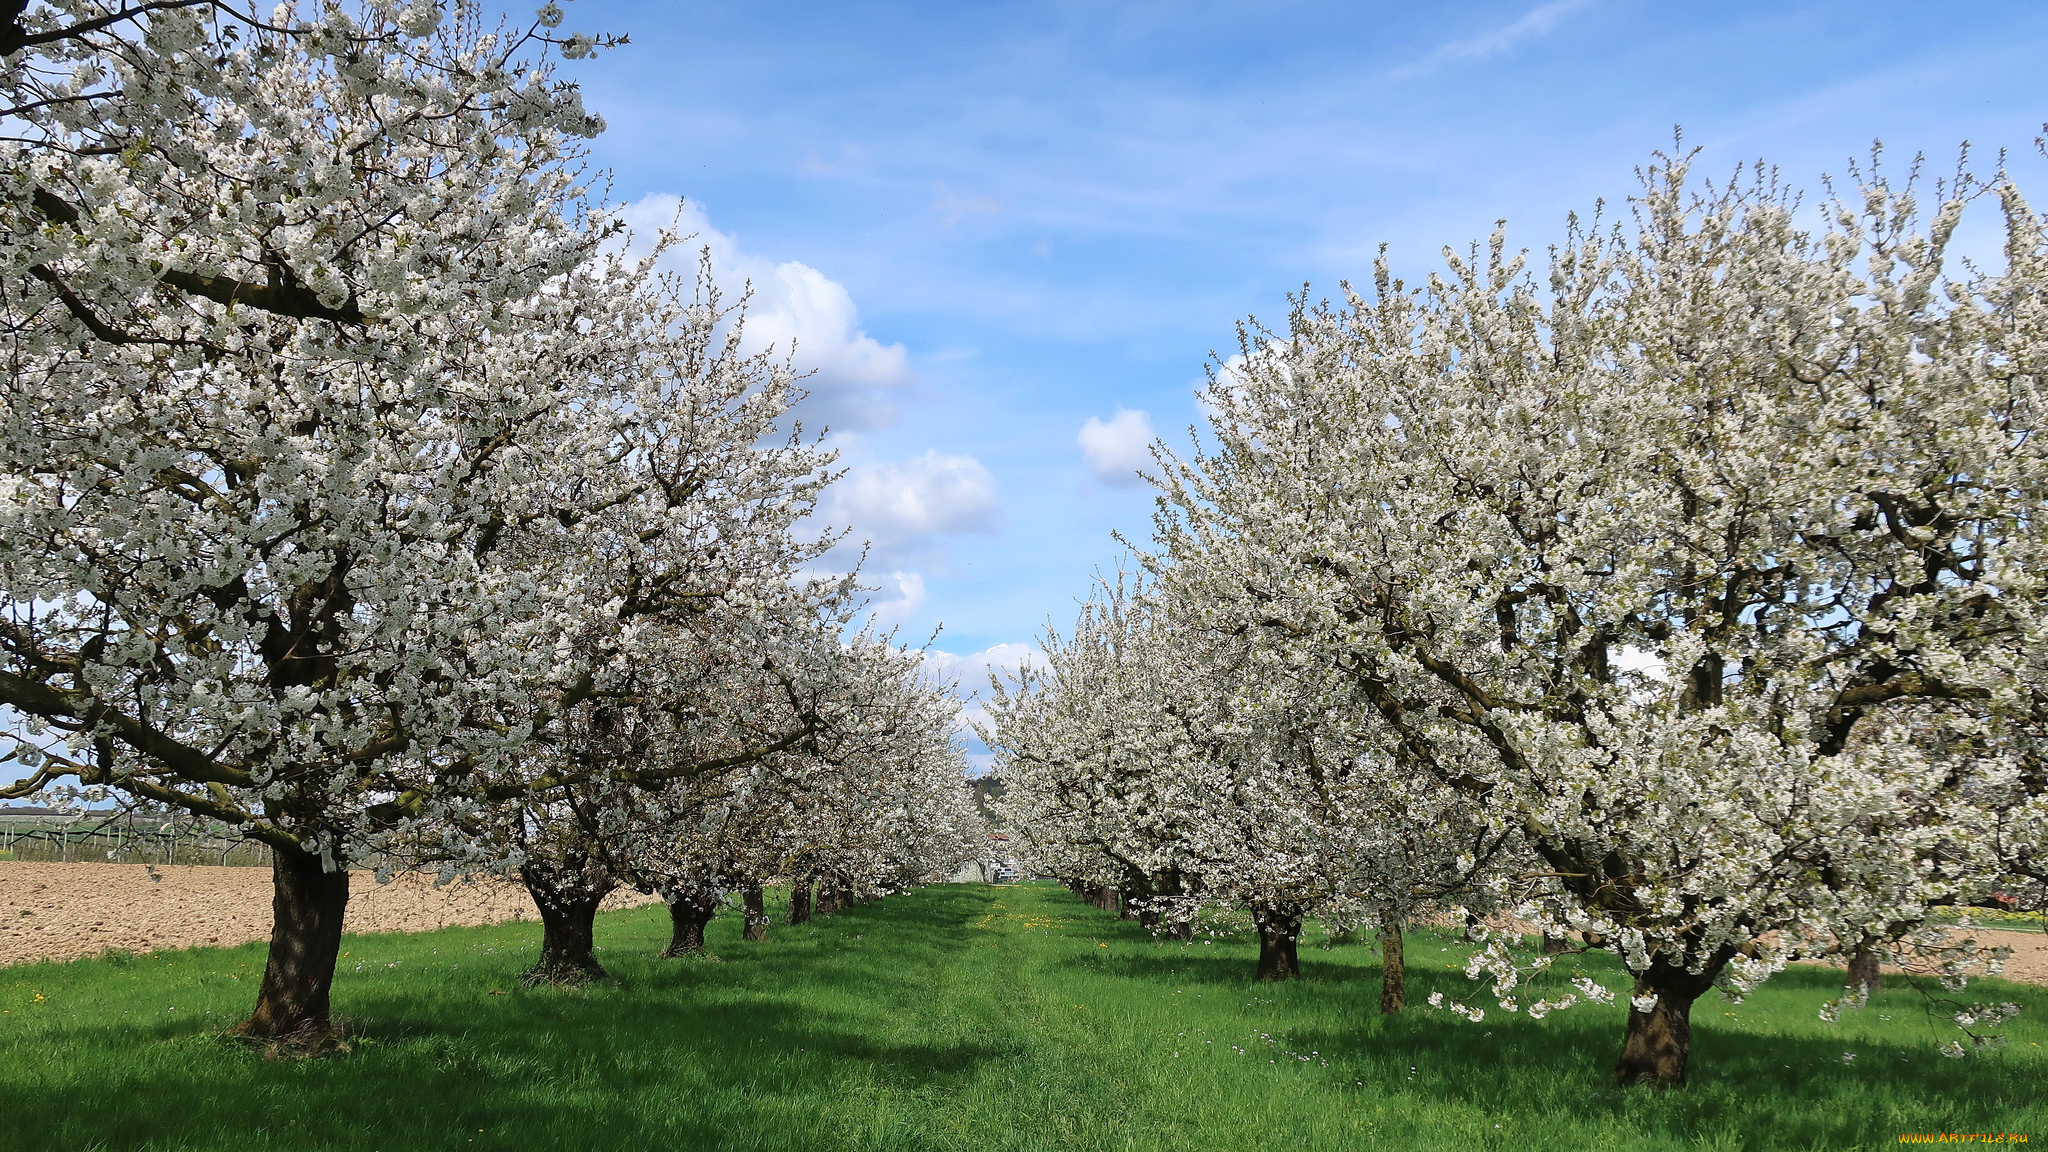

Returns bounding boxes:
[865,570,927,630]
[923,643,1043,741]
[822,449,1004,565]
[1078,407,1157,487]
[620,194,913,432]
[924,642,1040,691]
[1388,0,1594,80]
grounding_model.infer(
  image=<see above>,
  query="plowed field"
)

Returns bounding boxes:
[0,861,654,966]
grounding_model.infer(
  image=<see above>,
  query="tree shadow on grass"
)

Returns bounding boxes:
[1269,957,2048,1150]
[0,885,1014,1152]
[5,993,1026,1151]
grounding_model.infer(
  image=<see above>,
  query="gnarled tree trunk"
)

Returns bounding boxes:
[519,858,615,984]
[1845,942,1883,996]
[236,847,350,1043]
[1379,921,1405,1013]
[1614,957,1724,1087]
[788,875,814,925]
[817,873,845,916]
[1252,904,1303,981]
[742,883,769,942]
[660,889,719,957]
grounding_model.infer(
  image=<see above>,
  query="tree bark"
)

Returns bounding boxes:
[519,861,614,983]
[236,849,350,1043]
[1542,933,1571,955]
[788,875,813,925]
[742,883,769,942]
[660,891,717,957]
[1252,904,1303,981]
[1845,943,1883,996]
[1613,959,1723,1087]
[1092,885,1121,915]
[1379,921,1406,1013]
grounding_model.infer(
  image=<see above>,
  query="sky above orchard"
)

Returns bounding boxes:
[558,0,2048,722]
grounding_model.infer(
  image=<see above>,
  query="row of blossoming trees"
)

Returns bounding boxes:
[985,150,2048,1086]
[0,0,984,1045]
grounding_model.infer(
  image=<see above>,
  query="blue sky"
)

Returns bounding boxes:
[556,0,2048,712]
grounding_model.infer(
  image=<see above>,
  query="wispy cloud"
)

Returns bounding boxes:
[931,183,1006,229]
[1388,0,1595,81]
[798,143,867,177]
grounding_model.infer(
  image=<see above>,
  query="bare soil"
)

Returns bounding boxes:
[1,861,655,967]
[1818,927,2048,990]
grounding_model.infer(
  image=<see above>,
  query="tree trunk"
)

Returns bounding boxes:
[1613,959,1722,1087]
[788,876,814,925]
[1542,933,1571,955]
[236,849,350,1044]
[1145,873,1189,939]
[742,884,769,942]
[1092,885,1120,914]
[1845,943,1883,996]
[1252,905,1303,981]
[1379,921,1406,1013]
[660,892,717,957]
[519,862,614,984]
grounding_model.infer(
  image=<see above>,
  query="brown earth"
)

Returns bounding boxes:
[1809,927,2048,990]
[0,861,656,967]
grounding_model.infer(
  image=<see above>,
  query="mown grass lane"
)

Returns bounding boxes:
[1,881,2043,1150]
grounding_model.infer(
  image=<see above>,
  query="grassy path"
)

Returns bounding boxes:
[1,882,2044,1150]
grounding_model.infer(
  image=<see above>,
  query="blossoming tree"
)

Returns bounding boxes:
[988,572,1511,1004]
[1147,152,2048,1085]
[0,0,842,1041]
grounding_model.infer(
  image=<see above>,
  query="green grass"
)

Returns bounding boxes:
[1,882,2042,1151]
